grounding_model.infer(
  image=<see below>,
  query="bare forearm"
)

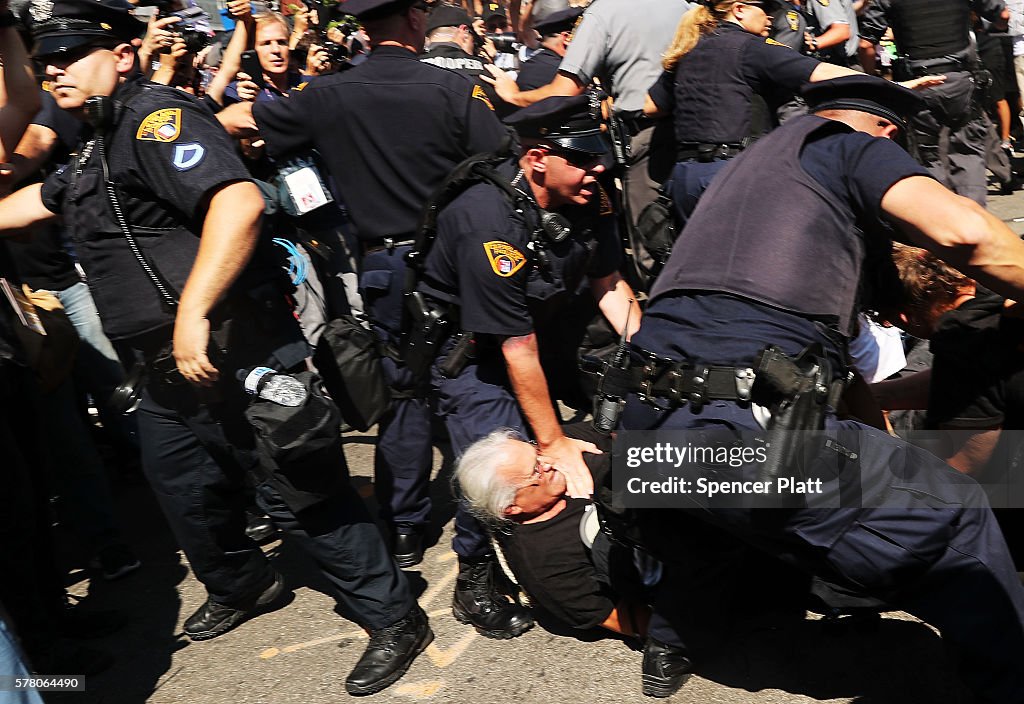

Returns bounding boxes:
[216,100,259,137]
[592,273,641,339]
[0,184,57,236]
[814,23,851,50]
[0,28,41,162]
[510,73,584,107]
[503,332,564,446]
[176,181,264,320]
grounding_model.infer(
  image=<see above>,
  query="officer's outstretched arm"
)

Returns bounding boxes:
[216,101,260,138]
[0,183,57,238]
[882,175,1024,301]
[590,272,641,339]
[483,65,584,108]
[502,332,599,498]
[173,180,264,386]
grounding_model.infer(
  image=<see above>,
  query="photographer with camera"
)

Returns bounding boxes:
[1,0,431,694]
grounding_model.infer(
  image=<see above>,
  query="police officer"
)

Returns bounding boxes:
[616,74,1024,704]
[645,0,856,229]
[414,93,643,640]
[484,0,694,287]
[514,6,582,90]
[0,0,430,695]
[216,0,535,638]
[419,3,511,117]
[800,0,857,64]
[861,0,1010,204]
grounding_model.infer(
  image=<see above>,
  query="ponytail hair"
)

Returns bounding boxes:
[662,1,736,70]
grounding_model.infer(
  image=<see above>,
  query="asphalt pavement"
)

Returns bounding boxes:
[49,176,1024,704]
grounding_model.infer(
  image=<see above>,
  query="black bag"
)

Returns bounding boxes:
[314,315,392,431]
[245,371,347,512]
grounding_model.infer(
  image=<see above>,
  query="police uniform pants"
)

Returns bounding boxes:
[359,246,434,532]
[623,123,677,281]
[911,70,990,206]
[621,397,1024,704]
[137,366,413,630]
[669,158,733,232]
[432,353,525,559]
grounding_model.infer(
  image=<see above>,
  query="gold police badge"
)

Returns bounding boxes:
[483,241,527,277]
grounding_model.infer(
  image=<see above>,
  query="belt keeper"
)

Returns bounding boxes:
[384,237,395,251]
[666,368,684,405]
[735,367,755,402]
[639,362,657,401]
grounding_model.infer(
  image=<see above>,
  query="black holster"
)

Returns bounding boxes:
[400,291,455,380]
[752,345,837,508]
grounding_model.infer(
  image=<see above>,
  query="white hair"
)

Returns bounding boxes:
[453,428,527,526]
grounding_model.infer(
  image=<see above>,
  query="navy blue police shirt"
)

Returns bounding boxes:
[516,47,563,91]
[252,45,511,241]
[633,129,931,368]
[419,162,620,338]
[39,78,257,340]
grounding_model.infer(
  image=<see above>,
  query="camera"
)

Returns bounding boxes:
[137,0,214,54]
[322,40,349,64]
[486,33,517,53]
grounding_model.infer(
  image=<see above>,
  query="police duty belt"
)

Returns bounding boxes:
[599,355,757,409]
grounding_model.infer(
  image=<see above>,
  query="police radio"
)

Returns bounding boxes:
[84,96,115,134]
[592,302,633,433]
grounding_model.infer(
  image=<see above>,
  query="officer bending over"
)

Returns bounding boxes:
[0,0,429,696]
[617,74,1024,704]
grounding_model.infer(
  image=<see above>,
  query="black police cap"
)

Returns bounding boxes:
[802,74,924,133]
[30,0,146,59]
[426,4,471,32]
[340,0,416,21]
[482,7,507,25]
[504,94,608,155]
[533,6,583,36]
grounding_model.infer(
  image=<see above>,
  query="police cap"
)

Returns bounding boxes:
[504,94,608,155]
[340,0,417,21]
[482,7,507,27]
[533,6,583,36]
[29,0,146,59]
[426,3,472,32]
[802,74,924,134]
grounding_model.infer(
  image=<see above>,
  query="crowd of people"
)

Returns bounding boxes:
[2,0,1024,701]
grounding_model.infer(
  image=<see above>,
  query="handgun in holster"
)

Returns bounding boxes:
[752,345,834,508]
[608,114,631,171]
[400,290,454,380]
[438,331,476,379]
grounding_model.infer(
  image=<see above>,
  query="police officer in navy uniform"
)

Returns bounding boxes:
[617,74,1024,703]
[860,0,1010,205]
[514,6,582,91]
[645,0,857,229]
[417,93,645,642]
[217,0,537,639]
[0,0,431,695]
[419,3,511,117]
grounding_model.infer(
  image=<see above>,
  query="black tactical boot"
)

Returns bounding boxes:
[451,555,533,639]
[641,637,693,698]
[183,572,287,641]
[345,605,433,696]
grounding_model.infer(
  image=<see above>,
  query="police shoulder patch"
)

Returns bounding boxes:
[787,10,800,31]
[483,240,526,277]
[171,142,206,171]
[136,108,182,143]
[598,184,614,216]
[472,84,494,111]
[765,37,788,47]
[294,81,309,92]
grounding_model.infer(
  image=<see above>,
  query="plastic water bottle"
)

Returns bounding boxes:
[241,367,307,407]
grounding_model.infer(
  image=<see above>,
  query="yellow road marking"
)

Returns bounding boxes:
[393,680,444,698]
[425,631,477,668]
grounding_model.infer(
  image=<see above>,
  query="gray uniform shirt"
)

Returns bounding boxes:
[805,0,857,57]
[557,0,695,113]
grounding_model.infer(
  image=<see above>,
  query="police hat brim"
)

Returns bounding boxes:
[34,32,120,59]
[546,130,608,156]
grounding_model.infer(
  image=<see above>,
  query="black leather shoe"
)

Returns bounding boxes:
[393,531,423,569]
[183,573,287,641]
[641,637,693,698]
[345,605,433,696]
[451,556,533,639]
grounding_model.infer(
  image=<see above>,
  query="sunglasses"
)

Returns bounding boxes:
[541,145,605,169]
